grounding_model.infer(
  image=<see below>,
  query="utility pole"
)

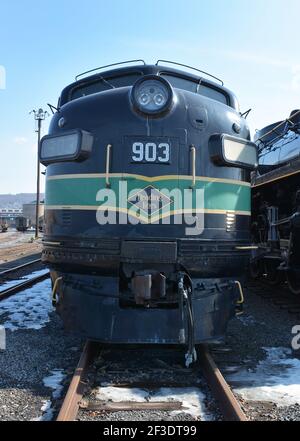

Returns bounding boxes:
[30,108,48,239]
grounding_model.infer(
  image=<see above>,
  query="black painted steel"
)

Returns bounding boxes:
[252,110,300,294]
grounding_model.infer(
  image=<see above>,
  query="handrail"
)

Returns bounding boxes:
[190,145,196,187]
[106,144,112,187]
[256,109,300,147]
[156,60,224,85]
[75,60,146,81]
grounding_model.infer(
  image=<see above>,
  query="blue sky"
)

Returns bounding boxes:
[0,0,300,193]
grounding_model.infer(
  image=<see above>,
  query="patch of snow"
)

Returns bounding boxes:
[0,268,49,292]
[35,369,66,421]
[43,369,65,399]
[96,386,214,420]
[0,232,34,249]
[228,347,300,407]
[151,387,213,420]
[31,400,53,421]
[237,314,262,326]
[0,278,53,330]
[97,386,148,402]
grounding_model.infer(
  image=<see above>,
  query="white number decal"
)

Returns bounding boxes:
[157,143,170,163]
[145,143,156,162]
[132,142,144,162]
[132,142,170,163]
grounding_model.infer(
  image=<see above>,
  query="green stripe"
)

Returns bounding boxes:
[45,177,250,212]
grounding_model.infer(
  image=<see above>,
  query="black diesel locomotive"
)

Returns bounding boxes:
[0,218,8,232]
[40,60,257,363]
[251,110,300,294]
[15,216,30,232]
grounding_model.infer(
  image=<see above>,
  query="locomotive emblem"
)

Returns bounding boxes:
[127,185,172,216]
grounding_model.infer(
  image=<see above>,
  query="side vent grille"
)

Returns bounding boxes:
[62,209,72,227]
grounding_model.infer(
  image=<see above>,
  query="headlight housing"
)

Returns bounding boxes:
[131,75,173,116]
[39,129,93,165]
[209,134,258,169]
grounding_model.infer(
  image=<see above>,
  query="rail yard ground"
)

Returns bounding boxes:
[0,250,300,421]
[0,230,42,265]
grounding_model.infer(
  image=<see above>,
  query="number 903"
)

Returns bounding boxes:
[132,142,170,163]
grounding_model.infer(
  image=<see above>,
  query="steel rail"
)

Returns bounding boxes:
[199,346,247,421]
[0,258,41,277]
[57,340,96,421]
[0,271,49,301]
[58,343,247,421]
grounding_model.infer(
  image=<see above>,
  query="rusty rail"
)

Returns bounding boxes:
[199,346,247,421]
[0,258,41,277]
[57,343,247,421]
[0,270,49,301]
[57,340,96,421]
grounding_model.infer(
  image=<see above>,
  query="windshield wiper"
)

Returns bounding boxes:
[98,75,115,89]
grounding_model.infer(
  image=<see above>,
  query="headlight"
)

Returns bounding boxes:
[131,75,173,115]
[39,129,93,165]
[209,134,258,169]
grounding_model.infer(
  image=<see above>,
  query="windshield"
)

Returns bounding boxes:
[161,74,228,105]
[259,131,300,165]
[71,73,142,100]
[69,71,228,105]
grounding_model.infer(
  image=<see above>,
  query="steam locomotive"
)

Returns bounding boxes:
[40,60,257,363]
[251,110,300,294]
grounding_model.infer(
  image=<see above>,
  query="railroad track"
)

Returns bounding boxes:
[0,269,50,301]
[57,342,247,422]
[0,258,41,278]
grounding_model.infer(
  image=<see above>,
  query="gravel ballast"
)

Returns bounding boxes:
[0,280,82,421]
[1,275,300,421]
[215,278,300,421]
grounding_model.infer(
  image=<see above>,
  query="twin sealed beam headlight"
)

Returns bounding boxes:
[131,75,173,116]
[39,129,93,165]
[209,134,258,169]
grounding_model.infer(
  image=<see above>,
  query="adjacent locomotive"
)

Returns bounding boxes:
[0,218,8,232]
[251,110,300,294]
[40,60,257,363]
[15,216,30,232]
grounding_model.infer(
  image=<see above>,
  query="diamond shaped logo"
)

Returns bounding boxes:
[127,185,172,216]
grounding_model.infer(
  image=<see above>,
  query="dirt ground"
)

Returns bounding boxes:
[0,230,42,264]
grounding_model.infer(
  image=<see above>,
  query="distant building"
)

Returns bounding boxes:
[0,208,23,218]
[22,201,44,226]
[0,208,23,227]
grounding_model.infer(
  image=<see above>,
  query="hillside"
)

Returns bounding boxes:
[0,193,45,209]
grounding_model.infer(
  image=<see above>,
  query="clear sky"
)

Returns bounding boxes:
[0,0,300,194]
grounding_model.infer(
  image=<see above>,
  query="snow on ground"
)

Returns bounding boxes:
[237,314,265,326]
[0,231,34,249]
[33,369,66,421]
[43,369,65,399]
[0,277,53,330]
[228,347,300,406]
[0,268,49,292]
[96,386,214,420]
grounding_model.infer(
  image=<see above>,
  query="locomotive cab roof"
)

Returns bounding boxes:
[58,61,239,110]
